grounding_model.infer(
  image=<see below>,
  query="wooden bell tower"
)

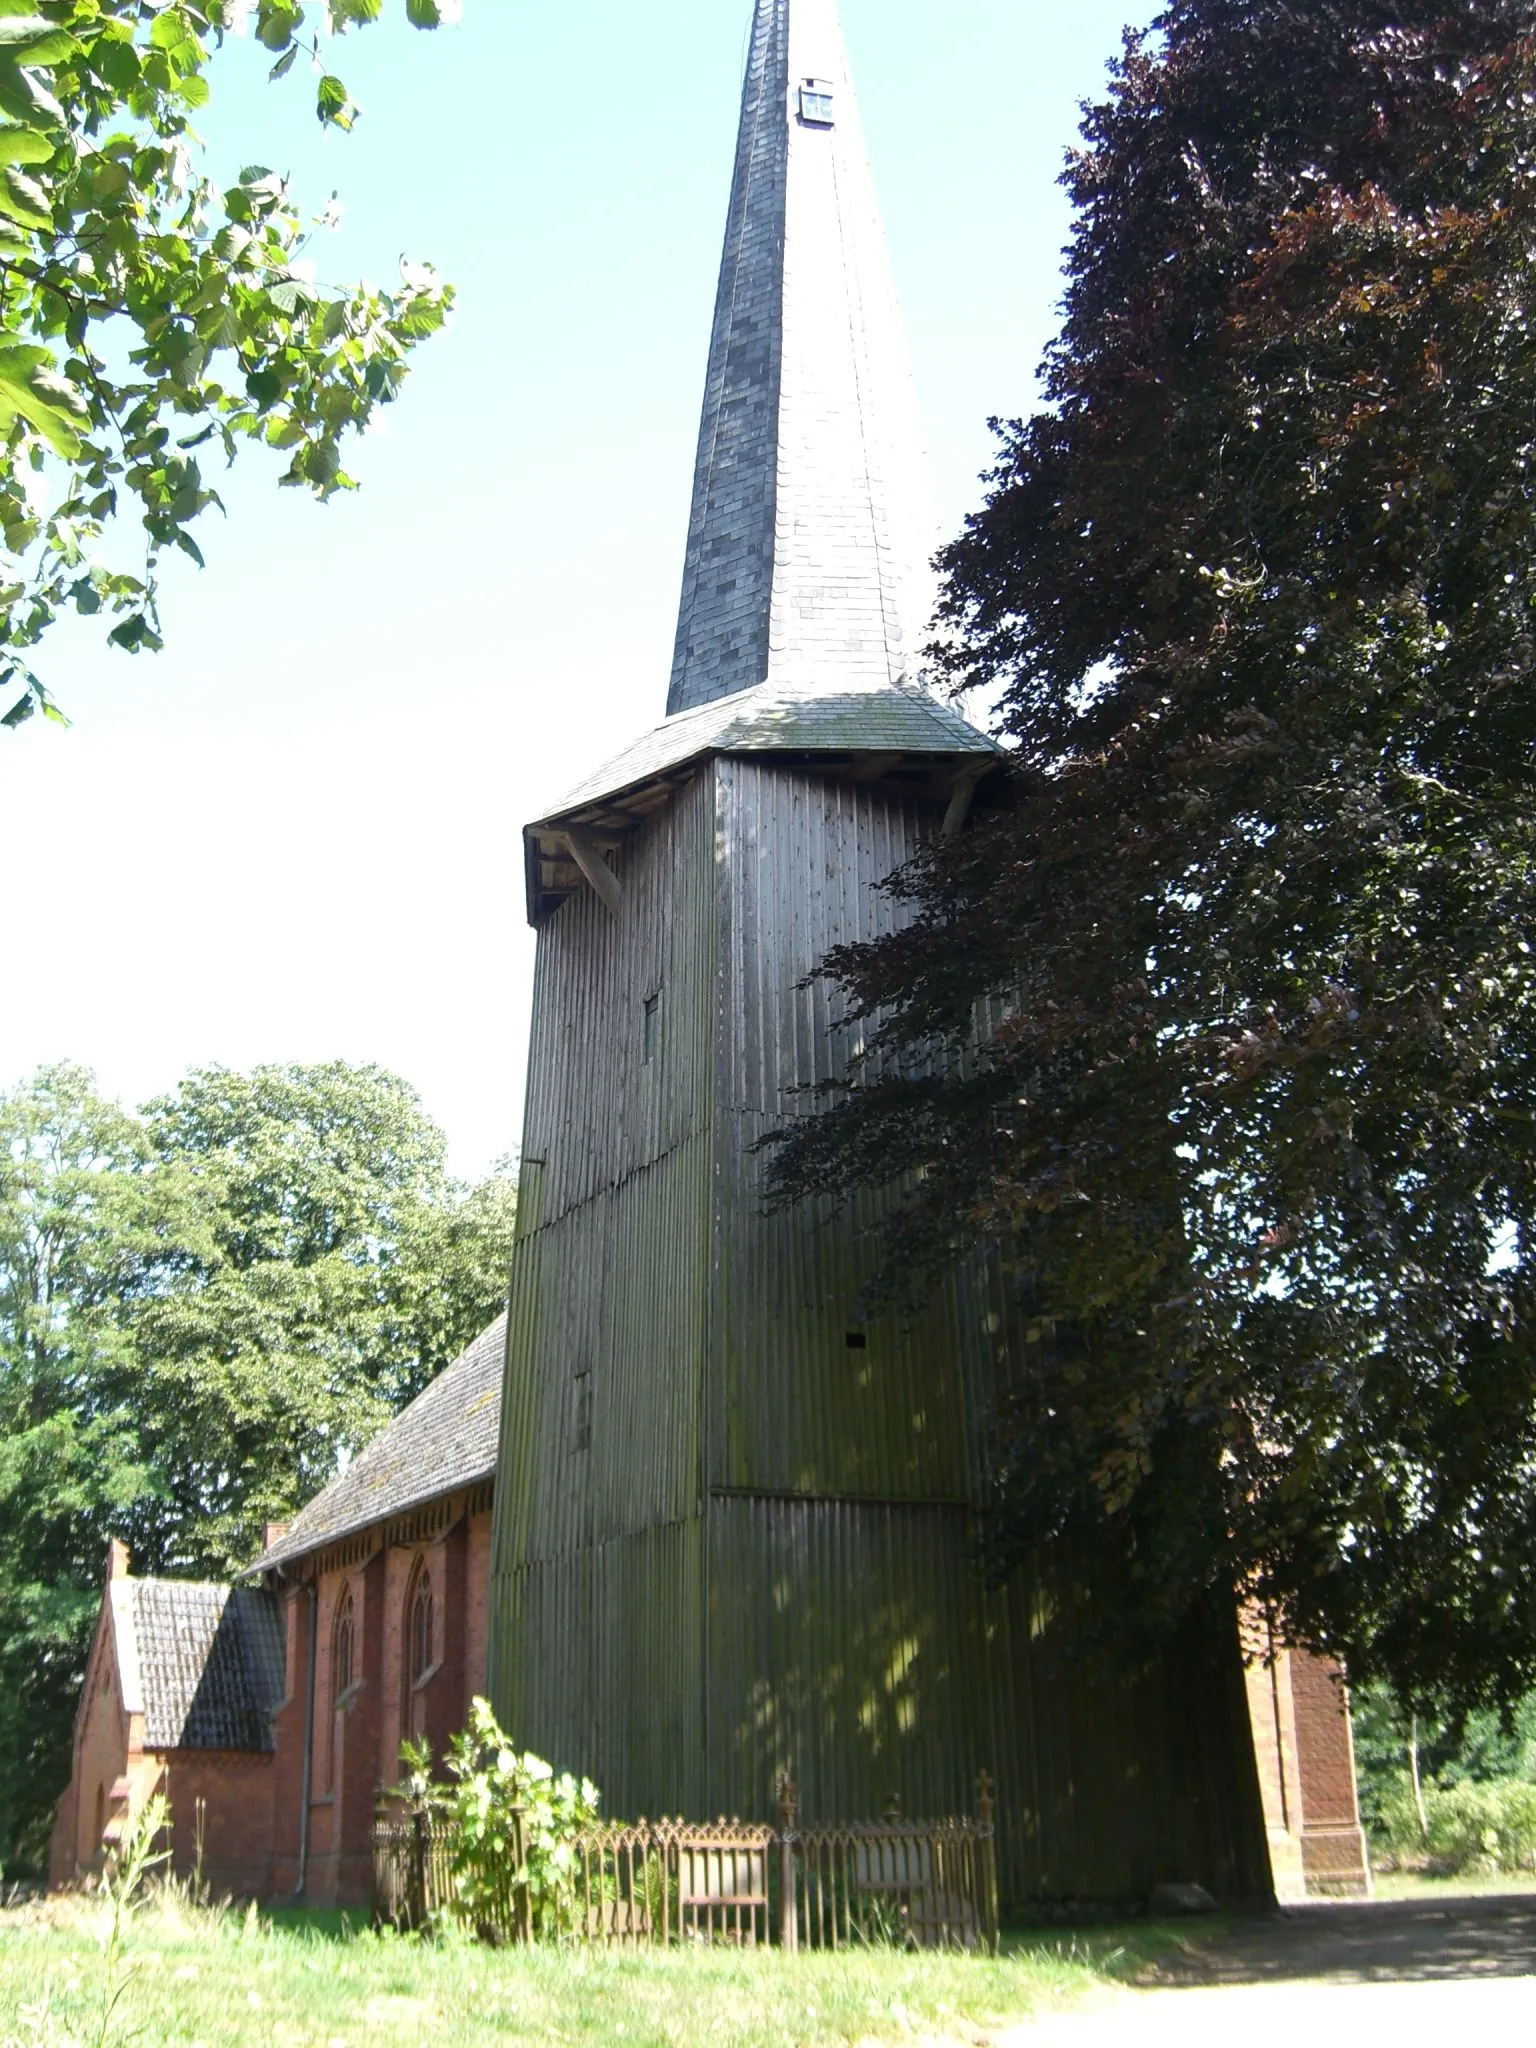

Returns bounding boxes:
[489,0,1276,1911]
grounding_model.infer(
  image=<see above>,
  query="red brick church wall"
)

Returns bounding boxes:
[162,1753,277,1899]
[268,1494,495,1908]
[1242,1612,1371,1899]
[53,1496,495,1904]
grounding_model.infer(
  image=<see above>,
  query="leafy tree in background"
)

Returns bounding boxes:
[0,1058,515,1874]
[0,1065,154,1883]
[120,1060,517,1574]
[769,0,1536,1722]
[1352,1680,1536,1842]
[0,0,457,733]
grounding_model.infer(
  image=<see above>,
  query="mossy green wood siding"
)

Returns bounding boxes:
[490,772,714,1814]
[491,755,1272,1907]
[494,1523,707,1817]
[711,762,974,1501]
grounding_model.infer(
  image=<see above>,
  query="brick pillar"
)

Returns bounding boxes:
[1243,1617,1305,1903]
[269,1582,313,1897]
[1290,1651,1372,1898]
[334,1549,386,1907]
[1242,1614,1371,1901]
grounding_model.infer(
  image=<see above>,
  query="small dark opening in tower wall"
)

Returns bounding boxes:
[643,993,661,1063]
[572,1371,593,1453]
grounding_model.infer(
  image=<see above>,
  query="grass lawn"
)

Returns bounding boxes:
[0,1891,1166,2048]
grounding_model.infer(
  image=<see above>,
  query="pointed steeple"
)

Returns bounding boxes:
[667,0,935,717]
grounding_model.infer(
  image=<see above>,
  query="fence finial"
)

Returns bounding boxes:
[884,1790,902,1824]
[776,1772,799,1835]
[976,1769,994,1830]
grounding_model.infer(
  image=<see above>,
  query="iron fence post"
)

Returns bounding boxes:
[370,1791,388,1928]
[976,1770,999,1954]
[777,1774,798,1953]
[410,1801,428,1931]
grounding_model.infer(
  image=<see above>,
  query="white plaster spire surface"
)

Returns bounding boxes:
[667,0,936,716]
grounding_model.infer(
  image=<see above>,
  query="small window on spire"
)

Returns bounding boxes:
[799,77,835,126]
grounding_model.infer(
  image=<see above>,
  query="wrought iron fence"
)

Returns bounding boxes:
[370,1810,456,1932]
[569,1817,777,1946]
[372,1773,998,1953]
[793,1812,998,1952]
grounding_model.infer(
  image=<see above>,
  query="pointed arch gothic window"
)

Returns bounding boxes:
[325,1583,356,1795]
[406,1559,435,1742]
[331,1581,354,1695]
[332,1586,355,1706]
[409,1563,434,1689]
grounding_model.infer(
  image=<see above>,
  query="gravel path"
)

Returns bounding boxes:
[1144,1890,1536,1982]
[989,1895,1536,2048]
[1012,1972,1535,2048]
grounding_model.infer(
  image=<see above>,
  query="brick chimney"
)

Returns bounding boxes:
[107,1538,131,1581]
[263,1523,291,1552]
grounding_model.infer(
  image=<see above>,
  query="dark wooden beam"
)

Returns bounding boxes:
[941,762,989,839]
[564,825,623,919]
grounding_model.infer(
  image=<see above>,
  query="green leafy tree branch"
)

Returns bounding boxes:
[0,0,457,731]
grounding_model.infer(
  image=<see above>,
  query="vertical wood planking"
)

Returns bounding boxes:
[492,750,1272,1910]
[710,758,969,1499]
[490,773,716,1817]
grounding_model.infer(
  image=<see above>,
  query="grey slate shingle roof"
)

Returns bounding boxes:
[535,681,998,828]
[255,1313,507,1575]
[129,1581,286,1751]
[524,682,1002,922]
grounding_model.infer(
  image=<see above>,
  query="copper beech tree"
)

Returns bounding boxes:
[769,0,1536,1721]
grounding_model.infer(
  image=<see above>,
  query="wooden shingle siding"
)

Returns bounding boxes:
[705,1495,990,1824]
[498,1140,710,1564]
[711,761,972,1501]
[980,1574,1271,1906]
[522,773,714,1227]
[490,772,716,1819]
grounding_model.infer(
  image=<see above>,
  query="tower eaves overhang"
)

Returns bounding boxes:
[524,680,1001,924]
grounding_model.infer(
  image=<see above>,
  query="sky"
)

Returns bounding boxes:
[0,0,1158,1181]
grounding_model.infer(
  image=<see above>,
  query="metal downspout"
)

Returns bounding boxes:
[294,1579,318,1896]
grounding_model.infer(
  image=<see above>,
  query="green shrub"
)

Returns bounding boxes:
[1370,1769,1536,1874]
[1371,1771,1431,1861]
[1352,1681,1536,1836]
[1425,1778,1536,1874]
[444,1698,601,1940]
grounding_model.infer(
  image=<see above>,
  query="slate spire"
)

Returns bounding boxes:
[667,0,934,717]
